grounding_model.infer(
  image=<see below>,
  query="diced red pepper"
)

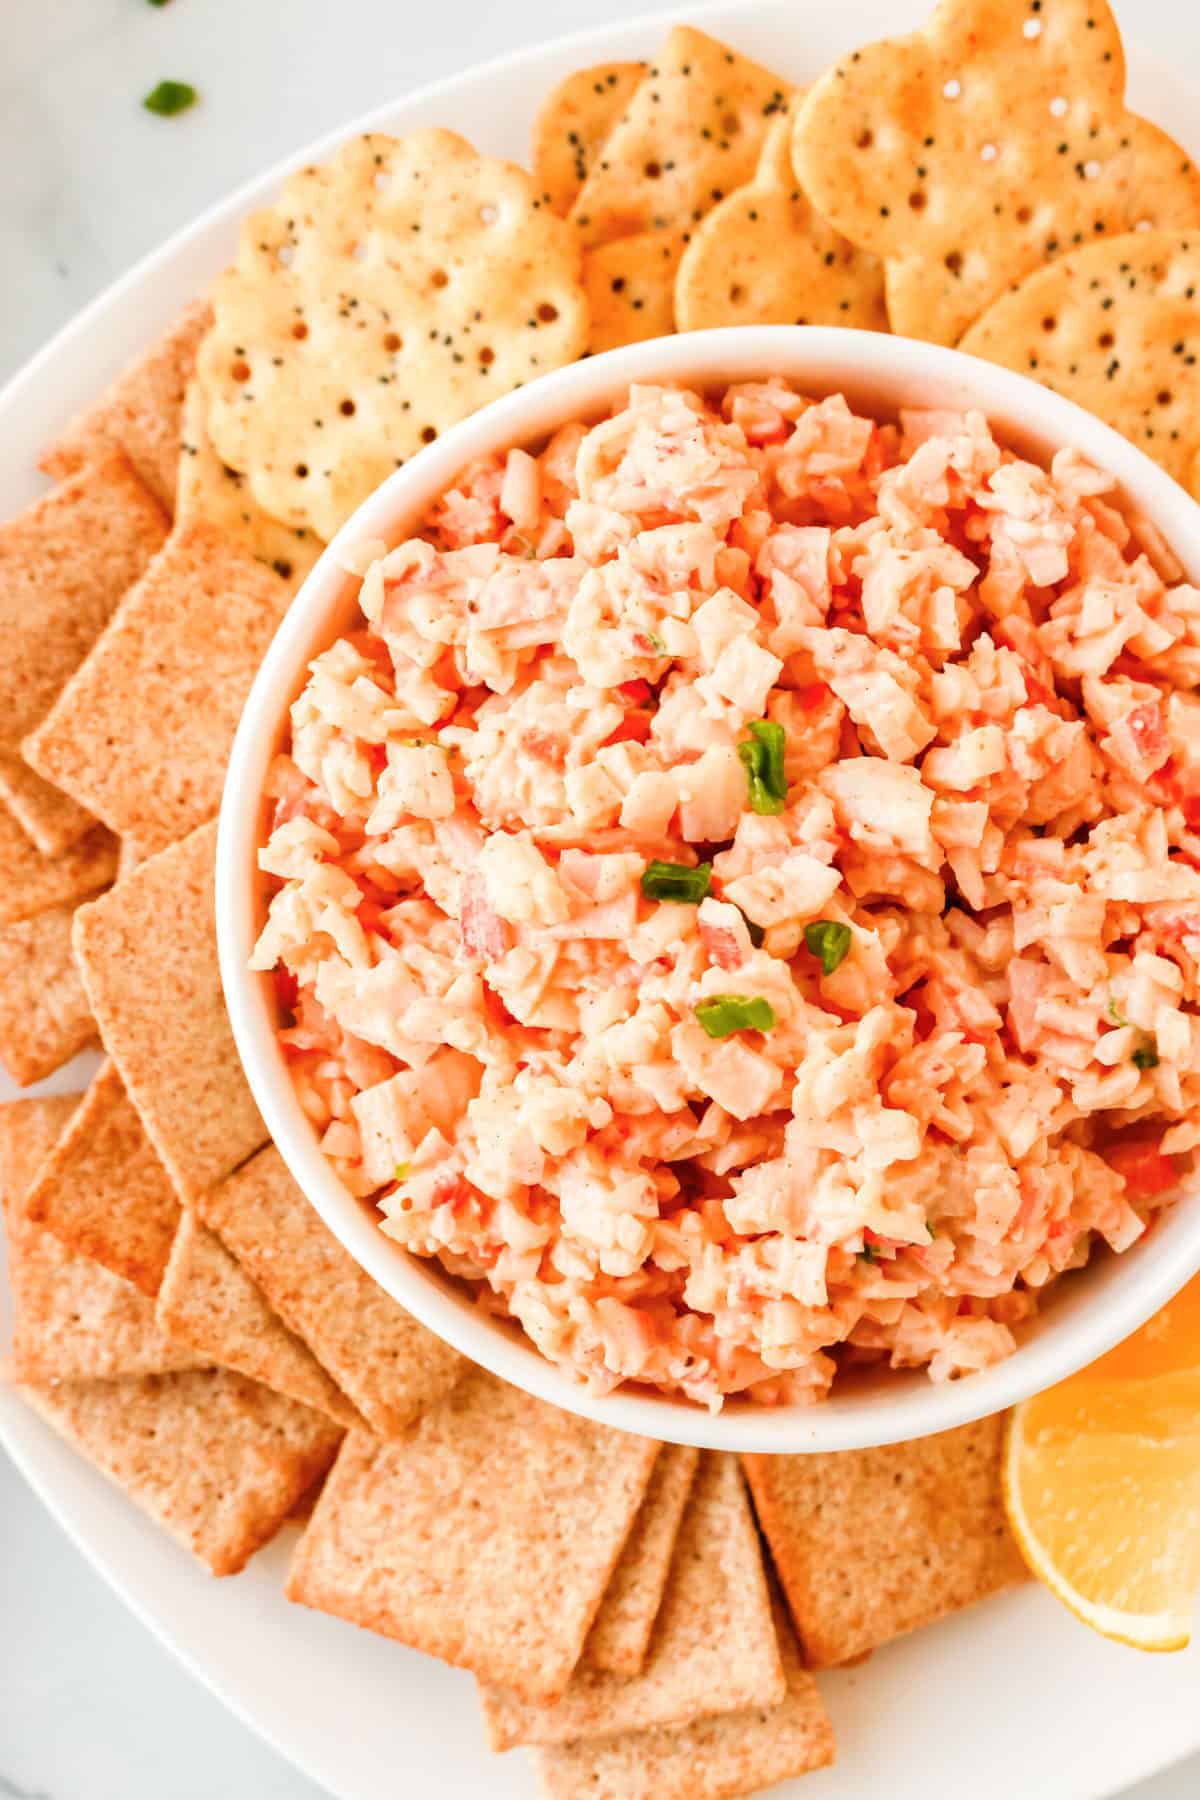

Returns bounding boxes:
[796,681,832,711]
[617,678,654,706]
[272,966,299,1013]
[604,710,653,745]
[1105,1135,1178,1199]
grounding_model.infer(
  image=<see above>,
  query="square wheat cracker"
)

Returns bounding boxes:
[536,1597,834,1800]
[22,1060,180,1295]
[287,1368,660,1702]
[25,521,291,856]
[19,1367,342,1576]
[0,902,97,1086]
[72,819,268,1204]
[156,1210,363,1429]
[586,1443,699,1675]
[0,450,167,850]
[743,1417,1026,1668]
[479,1452,784,1750]
[1,1097,205,1383]
[0,809,117,930]
[39,299,213,512]
[199,1145,462,1437]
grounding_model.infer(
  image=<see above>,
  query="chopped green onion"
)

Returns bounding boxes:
[1132,1039,1159,1070]
[738,719,788,815]
[646,631,667,653]
[394,1161,411,1181]
[859,1243,880,1264]
[804,919,852,976]
[694,994,777,1039]
[641,860,712,904]
[143,79,197,115]
[1105,997,1129,1026]
[738,910,766,949]
[146,0,172,7]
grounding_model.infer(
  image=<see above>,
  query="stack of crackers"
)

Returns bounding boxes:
[6,0,1195,1789]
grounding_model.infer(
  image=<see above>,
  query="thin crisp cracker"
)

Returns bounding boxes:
[0,902,97,1086]
[584,232,687,352]
[1,1096,207,1384]
[176,379,322,588]
[72,819,268,1203]
[286,1369,660,1701]
[39,300,213,512]
[532,61,647,216]
[156,1210,363,1429]
[569,27,790,254]
[479,1452,785,1751]
[197,129,589,540]
[0,808,117,929]
[792,0,1200,346]
[536,1595,834,1800]
[25,521,291,856]
[676,103,888,332]
[0,450,168,829]
[743,1416,1025,1668]
[198,1144,462,1438]
[22,1060,180,1295]
[0,757,96,861]
[586,1444,700,1676]
[961,229,1200,498]
[18,1368,342,1576]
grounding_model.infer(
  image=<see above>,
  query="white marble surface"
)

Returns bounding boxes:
[1,2,1199,1797]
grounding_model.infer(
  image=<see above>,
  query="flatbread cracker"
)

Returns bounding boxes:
[676,104,888,332]
[156,1210,363,1429]
[0,809,117,929]
[479,1453,785,1751]
[25,521,291,856]
[72,819,268,1203]
[743,1416,1025,1668]
[39,300,213,512]
[0,450,168,807]
[536,1597,834,1800]
[198,1144,462,1438]
[19,1367,342,1576]
[0,902,97,1086]
[0,756,96,860]
[960,229,1200,498]
[586,1444,700,1676]
[1,1097,206,1384]
[584,232,686,352]
[532,61,647,216]
[287,1369,659,1701]
[177,380,322,588]
[570,27,790,253]
[792,0,1200,346]
[23,1060,180,1295]
[197,129,589,540]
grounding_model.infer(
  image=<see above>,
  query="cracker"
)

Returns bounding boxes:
[570,27,790,254]
[792,0,1200,347]
[0,757,96,860]
[584,232,686,353]
[156,1210,363,1429]
[586,1444,700,1676]
[960,228,1200,498]
[177,380,322,588]
[536,1596,834,1800]
[24,522,291,856]
[532,61,648,216]
[0,808,117,929]
[39,300,213,512]
[0,450,168,840]
[198,1144,462,1438]
[22,1060,180,1296]
[676,104,888,333]
[286,1369,659,1701]
[1,1097,206,1384]
[479,1452,785,1750]
[18,1368,342,1576]
[197,129,589,541]
[71,819,268,1203]
[0,903,97,1086]
[743,1416,1025,1668]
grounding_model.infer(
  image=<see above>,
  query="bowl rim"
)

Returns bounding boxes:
[217,323,1200,1453]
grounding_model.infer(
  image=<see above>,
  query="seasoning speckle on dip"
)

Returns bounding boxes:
[254,378,1200,1410]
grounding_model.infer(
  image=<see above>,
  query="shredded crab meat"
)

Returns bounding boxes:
[254,380,1198,1411]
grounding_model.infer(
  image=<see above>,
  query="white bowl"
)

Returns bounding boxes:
[218,325,1200,1454]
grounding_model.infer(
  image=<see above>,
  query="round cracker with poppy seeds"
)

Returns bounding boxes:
[197,129,589,541]
[961,229,1200,499]
[532,61,647,217]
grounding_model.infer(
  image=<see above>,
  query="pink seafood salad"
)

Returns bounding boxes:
[254,378,1200,1410]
